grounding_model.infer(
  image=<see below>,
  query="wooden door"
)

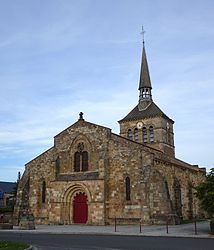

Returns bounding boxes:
[73,192,88,224]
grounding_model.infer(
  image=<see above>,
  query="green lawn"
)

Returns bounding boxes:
[0,240,29,250]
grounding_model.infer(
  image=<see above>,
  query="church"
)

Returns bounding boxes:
[14,41,206,225]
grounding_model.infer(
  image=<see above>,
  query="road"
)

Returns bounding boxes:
[0,232,213,250]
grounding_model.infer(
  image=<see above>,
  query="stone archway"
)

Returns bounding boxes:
[61,183,91,224]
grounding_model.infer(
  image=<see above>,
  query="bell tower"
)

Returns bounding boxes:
[118,33,175,157]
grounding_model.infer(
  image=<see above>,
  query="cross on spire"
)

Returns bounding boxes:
[79,112,84,120]
[140,26,146,44]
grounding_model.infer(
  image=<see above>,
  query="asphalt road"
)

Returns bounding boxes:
[0,232,213,250]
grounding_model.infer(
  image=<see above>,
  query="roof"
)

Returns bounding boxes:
[118,101,174,123]
[0,181,16,194]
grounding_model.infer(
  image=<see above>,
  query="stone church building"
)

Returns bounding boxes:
[14,42,205,225]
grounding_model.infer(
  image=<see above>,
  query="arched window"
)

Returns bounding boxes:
[55,156,60,175]
[6,197,10,206]
[74,152,81,172]
[42,181,46,204]
[74,150,89,172]
[127,129,133,140]
[125,177,131,201]
[143,88,150,98]
[149,126,154,142]
[142,127,147,143]
[134,128,138,142]
[82,151,88,171]
[167,128,171,144]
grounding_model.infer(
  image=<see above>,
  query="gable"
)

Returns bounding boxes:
[53,120,111,155]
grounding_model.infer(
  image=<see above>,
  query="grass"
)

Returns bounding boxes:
[0,240,29,250]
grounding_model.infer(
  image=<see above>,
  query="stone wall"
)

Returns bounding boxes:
[107,134,143,223]
[106,133,205,224]
[153,156,206,221]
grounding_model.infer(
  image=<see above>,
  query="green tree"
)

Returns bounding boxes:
[195,168,214,217]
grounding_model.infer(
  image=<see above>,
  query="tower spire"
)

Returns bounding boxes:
[138,27,152,109]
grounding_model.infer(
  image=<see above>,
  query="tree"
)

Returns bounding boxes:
[195,168,214,217]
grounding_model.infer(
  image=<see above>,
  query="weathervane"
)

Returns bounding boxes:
[140,26,146,44]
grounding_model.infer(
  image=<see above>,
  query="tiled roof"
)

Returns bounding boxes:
[0,181,16,194]
[118,102,174,123]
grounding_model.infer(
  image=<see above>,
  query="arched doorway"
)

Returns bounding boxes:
[73,192,88,224]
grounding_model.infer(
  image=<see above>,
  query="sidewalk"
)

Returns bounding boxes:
[3,221,213,238]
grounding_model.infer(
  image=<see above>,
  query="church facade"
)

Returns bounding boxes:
[14,43,206,225]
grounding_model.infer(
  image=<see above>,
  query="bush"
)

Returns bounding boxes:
[210,220,214,233]
[195,168,214,218]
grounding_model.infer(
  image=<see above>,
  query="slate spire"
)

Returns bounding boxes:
[138,42,152,102]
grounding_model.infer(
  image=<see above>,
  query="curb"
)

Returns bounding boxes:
[25,232,214,239]
[7,230,213,239]
[25,246,33,250]
[25,245,38,250]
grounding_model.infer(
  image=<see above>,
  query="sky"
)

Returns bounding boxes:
[0,0,214,182]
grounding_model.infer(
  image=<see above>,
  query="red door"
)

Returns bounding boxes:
[73,192,88,224]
